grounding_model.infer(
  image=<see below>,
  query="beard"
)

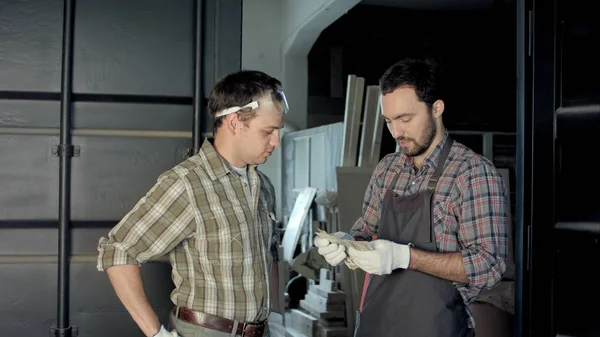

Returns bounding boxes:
[397,114,437,157]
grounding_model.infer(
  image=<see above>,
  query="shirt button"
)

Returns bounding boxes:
[412,181,415,185]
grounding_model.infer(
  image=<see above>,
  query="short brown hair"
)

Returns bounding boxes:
[379,58,444,108]
[208,70,282,131]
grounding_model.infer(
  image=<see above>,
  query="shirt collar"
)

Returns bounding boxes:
[197,138,257,181]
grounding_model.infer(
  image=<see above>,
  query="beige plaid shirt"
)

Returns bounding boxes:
[97,138,278,322]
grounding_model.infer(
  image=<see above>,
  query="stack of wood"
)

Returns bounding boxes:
[286,269,348,337]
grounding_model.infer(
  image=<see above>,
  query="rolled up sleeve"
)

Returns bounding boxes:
[455,161,509,303]
[97,173,195,271]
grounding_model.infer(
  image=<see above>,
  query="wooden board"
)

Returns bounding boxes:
[334,166,375,335]
[340,75,365,167]
[358,85,380,167]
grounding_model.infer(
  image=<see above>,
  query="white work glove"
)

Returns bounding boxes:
[268,312,285,337]
[347,239,411,275]
[314,231,353,266]
[153,325,180,337]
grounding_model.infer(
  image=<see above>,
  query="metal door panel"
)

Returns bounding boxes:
[0,100,60,127]
[0,0,242,334]
[69,262,174,337]
[72,0,194,97]
[73,102,193,131]
[0,262,173,337]
[202,0,243,98]
[0,227,125,255]
[70,135,192,221]
[0,264,59,336]
[0,227,59,255]
[0,134,59,220]
[0,0,64,93]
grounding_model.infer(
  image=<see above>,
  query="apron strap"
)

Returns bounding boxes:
[427,138,454,191]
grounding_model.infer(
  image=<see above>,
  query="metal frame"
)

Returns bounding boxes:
[53,0,76,335]
[526,0,558,335]
[515,0,532,336]
[192,0,205,155]
[35,1,241,336]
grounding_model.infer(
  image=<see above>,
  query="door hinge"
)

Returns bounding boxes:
[52,145,80,157]
[183,147,194,159]
[49,326,78,337]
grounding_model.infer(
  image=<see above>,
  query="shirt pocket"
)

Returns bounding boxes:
[196,208,255,264]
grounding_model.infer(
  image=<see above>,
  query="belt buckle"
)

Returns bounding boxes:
[241,321,261,337]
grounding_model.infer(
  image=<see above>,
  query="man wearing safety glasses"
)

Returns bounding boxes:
[97,70,288,337]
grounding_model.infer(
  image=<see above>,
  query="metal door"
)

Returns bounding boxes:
[0,1,242,336]
[520,0,600,335]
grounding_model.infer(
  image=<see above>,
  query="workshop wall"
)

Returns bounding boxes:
[0,1,242,336]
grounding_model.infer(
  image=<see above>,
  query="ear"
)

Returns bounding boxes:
[432,99,445,118]
[225,113,239,134]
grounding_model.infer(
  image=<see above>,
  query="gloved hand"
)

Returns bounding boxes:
[153,325,180,337]
[314,231,353,266]
[346,239,411,275]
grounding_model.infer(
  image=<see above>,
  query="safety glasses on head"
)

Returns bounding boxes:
[215,90,289,118]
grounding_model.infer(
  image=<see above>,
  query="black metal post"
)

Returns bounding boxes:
[192,0,205,155]
[515,0,529,336]
[529,0,558,335]
[54,0,77,336]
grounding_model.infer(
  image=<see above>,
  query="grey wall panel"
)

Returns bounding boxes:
[70,136,192,221]
[70,262,174,337]
[0,264,56,336]
[212,0,242,79]
[69,227,113,255]
[74,312,147,337]
[0,262,173,337]
[73,102,193,131]
[0,0,242,334]
[0,0,63,92]
[0,227,58,255]
[202,0,243,97]
[0,134,59,220]
[72,0,194,97]
[0,227,116,255]
[202,0,217,97]
[0,100,60,127]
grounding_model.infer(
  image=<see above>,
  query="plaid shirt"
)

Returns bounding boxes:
[350,131,508,328]
[97,138,278,323]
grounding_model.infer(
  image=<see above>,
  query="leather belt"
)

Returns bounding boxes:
[176,307,267,337]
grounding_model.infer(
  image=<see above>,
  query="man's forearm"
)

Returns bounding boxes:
[106,265,161,337]
[408,248,469,284]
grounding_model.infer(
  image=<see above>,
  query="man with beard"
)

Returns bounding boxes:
[315,58,509,337]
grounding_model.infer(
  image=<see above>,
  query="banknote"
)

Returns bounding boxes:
[315,229,373,270]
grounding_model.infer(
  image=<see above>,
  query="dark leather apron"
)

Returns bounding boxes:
[355,139,472,337]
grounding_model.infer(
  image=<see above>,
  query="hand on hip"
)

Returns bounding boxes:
[153,325,180,337]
